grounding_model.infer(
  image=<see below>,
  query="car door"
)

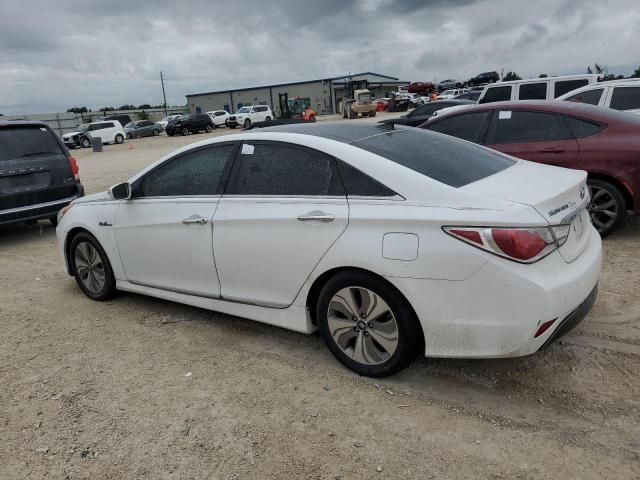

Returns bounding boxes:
[114,142,239,297]
[483,110,579,165]
[138,121,152,137]
[213,141,348,308]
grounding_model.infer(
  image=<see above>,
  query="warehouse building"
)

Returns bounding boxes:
[185,72,408,116]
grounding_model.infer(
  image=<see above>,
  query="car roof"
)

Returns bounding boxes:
[248,122,409,144]
[429,100,640,125]
[0,120,49,128]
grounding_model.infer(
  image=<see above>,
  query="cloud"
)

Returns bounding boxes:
[0,0,638,113]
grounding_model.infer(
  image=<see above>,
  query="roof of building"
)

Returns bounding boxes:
[186,72,405,98]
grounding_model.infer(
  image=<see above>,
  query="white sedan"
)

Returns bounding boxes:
[56,124,601,377]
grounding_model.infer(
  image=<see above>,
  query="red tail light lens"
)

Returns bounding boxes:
[534,318,557,338]
[67,156,80,181]
[443,224,570,263]
[491,229,547,260]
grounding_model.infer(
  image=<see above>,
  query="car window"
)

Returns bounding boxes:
[353,128,515,188]
[479,86,512,103]
[226,142,344,196]
[136,144,236,197]
[0,126,65,162]
[487,111,572,143]
[609,87,640,110]
[565,88,604,105]
[562,116,603,138]
[518,82,547,100]
[426,111,491,143]
[554,79,589,98]
[337,161,397,197]
[105,122,115,128]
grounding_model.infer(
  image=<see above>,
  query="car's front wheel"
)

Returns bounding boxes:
[588,179,626,237]
[182,127,190,135]
[153,129,160,136]
[69,232,117,301]
[244,119,251,128]
[205,124,213,133]
[81,138,91,148]
[316,271,422,377]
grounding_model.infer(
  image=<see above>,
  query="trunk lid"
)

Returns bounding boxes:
[463,160,590,263]
[0,125,77,210]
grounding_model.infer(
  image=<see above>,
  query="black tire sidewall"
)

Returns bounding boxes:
[69,232,117,301]
[115,134,124,144]
[588,179,626,237]
[316,271,422,377]
[205,125,212,133]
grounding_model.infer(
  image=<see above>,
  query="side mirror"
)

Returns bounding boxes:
[109,182,131,200]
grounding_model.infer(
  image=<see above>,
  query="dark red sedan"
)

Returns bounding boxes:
[420,101,640,236]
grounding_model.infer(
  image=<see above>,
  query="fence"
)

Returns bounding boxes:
[2,107,187,138]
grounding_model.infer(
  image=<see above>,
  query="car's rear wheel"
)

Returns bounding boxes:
[316,271,422,377]
[115,134,124,144]
[69,232,116,301]
[587,179,626,237]
[81,138,91,148]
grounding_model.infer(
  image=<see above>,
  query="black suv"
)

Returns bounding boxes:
[469,71,500,86]
[165,114,214,136]
[0,121,84,226]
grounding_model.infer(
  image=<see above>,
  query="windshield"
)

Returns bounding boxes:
[125,122,136,128]
[237,107,251,113]
[441,90,455,95]
[0,126,65,162]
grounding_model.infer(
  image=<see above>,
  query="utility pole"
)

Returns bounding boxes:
[160,71,168,116]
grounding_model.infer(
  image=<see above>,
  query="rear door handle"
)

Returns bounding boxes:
[297,211,335,222]
[182,215,208,225]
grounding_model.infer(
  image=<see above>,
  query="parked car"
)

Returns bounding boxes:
[420,100,640,236]
[227,105,274,129]
[557,79,640,116]
[437,88,470,100]
[478,74,600,104]
[165,114,214,136]
[56,123,601,376]
[62,120,125,148]
[99,115,132,127]
[380,100,475,127]
[453,90,482,102]
[1,120,83,226]
[206,110,231,127]
[158,115,181,130]
[124,121,162,139]
[468,71,500,86]
[437,79,462,91]
[408,82,435,94]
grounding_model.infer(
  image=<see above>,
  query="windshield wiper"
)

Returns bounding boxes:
[20,151,55,158]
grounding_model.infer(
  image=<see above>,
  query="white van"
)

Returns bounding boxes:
[477,74,600,104]
[557,78,640,116]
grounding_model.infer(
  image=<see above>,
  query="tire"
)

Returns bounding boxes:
[69,232,117,301]
[587,179,626,237]
[265,116,272,121]
[81,138,91,148]
[369,110,376,117]
[205,124,213,133]
[115,134,124,144]
[316,271,422,377]
[244,119,251,128]
[229,125,237,129]
[225,119,229,127]
[182,127,190,136]
[126,133,132,140]
[167,131,174,136]
[153,129,159,136]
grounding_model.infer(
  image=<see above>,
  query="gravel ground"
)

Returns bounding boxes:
[1,117,639,479]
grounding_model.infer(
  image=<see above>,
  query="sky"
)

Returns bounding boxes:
[1,0,639,113]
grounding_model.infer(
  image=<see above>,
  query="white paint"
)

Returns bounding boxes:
[382,233,419,260]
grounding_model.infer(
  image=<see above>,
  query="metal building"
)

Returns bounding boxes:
[185,72,408,116]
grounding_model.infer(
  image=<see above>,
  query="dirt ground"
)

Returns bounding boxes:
[1,117,639,479]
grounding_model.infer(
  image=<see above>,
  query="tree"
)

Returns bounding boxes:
[118,104,135,111]
[67,106,88,113]
[632,66,640,78]
[503,71,521,81]
[137,104,152,109]
[100,106,115,112]
[587,66,593,74]
[539,74,548,78]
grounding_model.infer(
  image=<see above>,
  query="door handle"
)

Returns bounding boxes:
[182,215,208,225]
[297,211,335,222]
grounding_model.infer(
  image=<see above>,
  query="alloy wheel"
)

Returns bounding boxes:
[588,184,619,233]
[327,287,399,365]
[74,242,106,295]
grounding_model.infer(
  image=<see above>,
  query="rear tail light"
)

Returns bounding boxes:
[67,156,80,181]
[534,318,557,338]
[443,225,570,263]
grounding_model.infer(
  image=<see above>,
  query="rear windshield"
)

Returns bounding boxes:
[0,126,65,162]
[352,127,515,188]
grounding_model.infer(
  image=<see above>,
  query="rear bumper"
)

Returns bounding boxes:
[0,186,84,225]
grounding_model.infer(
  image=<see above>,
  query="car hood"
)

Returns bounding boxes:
[63,131,84,138]
[73,190,111,204]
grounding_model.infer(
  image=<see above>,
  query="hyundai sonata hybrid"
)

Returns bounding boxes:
[56,124,601,377]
